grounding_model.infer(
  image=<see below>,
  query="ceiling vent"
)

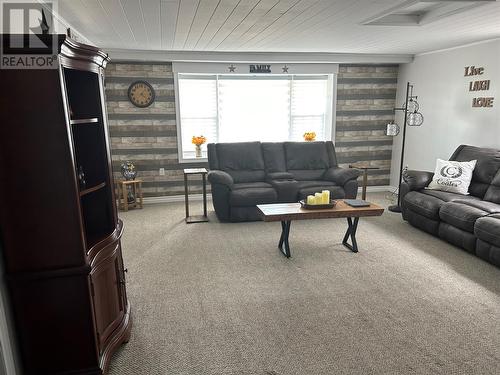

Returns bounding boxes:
[362,0,496,26]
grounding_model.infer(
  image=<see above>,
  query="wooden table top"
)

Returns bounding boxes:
[257,200,384,222]
[184,168,208,175]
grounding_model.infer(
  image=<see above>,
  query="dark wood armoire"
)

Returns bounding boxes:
[0,35,131,374]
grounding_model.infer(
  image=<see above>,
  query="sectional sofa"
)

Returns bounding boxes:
[401,145,500,267]
[207,141,360,222]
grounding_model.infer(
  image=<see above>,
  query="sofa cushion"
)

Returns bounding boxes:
[438,222,477,253]
[267,172,294,180]
[420,189,480,202]
[289,169,326,181]
[474,213,500,247]
[484,170,500,204]
[233,182,272,190]
[299,186,345,200]
[229,187,277,207]
[404,208,440,236]
[216,142,265,182]
[452,199,500,214]
[269,179,299,202]
[216,141,264,170]
[284,142,330,170]
[226,170,266,183]
[297,180,336,189]
[450,145,500,198]
[403,189,480,220]
[262,142,287,173]
[476,239,500,267]
[439,201,491,233]
[403,191,447,220]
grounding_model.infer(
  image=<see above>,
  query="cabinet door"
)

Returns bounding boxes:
[90,243,125,350]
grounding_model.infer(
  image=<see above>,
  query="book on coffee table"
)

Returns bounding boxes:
[344,199,370,208]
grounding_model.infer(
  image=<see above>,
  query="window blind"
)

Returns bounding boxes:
[290,77,329,141]
[217,77,290,143]
[178,76,217,157]
[177,74,332,159]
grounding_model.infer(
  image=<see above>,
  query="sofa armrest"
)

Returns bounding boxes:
[266,172,294,181]
[207,170,234,189]
[402,170,434,191]
[323,167,361,185]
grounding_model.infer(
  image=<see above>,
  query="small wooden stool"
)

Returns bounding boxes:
[117,179,143,211]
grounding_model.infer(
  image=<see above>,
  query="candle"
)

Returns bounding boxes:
[322,190,330,204]
[315,192,322,205]
[306,195,315,205]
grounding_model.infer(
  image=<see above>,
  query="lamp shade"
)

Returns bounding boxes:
[386,122,400,136]
[400,99,419,113]
[406,99,419,113]
[408,112,424,126]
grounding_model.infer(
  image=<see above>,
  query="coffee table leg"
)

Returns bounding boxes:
[342,217,359,253]
[278,220,292,258]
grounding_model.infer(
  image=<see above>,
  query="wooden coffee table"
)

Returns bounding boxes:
[257,200,384,258]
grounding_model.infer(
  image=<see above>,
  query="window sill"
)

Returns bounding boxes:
[179,157,208,164]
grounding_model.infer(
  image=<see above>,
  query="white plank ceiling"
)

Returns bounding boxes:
[58,0,500,54]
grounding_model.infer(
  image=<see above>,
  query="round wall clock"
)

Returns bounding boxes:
[128,80,155,108]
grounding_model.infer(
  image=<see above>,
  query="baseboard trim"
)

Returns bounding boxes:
[142,186,395,205]
[385,185,398,193]
[362,185,394,193]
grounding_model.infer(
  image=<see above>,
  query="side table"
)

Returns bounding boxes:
[349,164,380,200]
[117,179,143,211]
[183,168,208,224]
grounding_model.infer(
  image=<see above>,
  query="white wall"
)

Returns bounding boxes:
[391,39,500,186]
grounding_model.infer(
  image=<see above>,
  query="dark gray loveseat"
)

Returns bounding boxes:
[401,145,500,267]
[207,141,360,222]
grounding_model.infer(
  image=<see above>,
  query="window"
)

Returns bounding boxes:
[176,74,334,160]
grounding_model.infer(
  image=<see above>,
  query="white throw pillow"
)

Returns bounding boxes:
[426,159,477,195]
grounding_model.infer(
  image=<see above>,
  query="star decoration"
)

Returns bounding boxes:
[282,65,289,73]
[228,64,236,72]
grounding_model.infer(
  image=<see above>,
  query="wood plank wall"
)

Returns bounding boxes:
[105,62,207,198]
[105,62,398,197]
[335,64,398,186]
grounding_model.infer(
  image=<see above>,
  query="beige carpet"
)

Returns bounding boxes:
[108,193,500,375]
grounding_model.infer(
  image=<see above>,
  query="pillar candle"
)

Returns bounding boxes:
[314,192,322,205]
[306,195,315,205]
[322,190,330,204]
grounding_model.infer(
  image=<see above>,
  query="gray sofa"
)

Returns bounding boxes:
[401,145,500,267]
[207,141,360,222]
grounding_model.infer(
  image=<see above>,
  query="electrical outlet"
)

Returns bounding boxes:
[159,168,165,176]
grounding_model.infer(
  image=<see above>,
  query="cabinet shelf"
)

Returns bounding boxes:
[80,182,106,197]
[70,118,99,125]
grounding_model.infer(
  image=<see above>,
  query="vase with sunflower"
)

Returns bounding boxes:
[303,132,316,142]
[192,135,207,158]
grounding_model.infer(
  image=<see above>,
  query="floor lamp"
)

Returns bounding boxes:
[387,82,424,213]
